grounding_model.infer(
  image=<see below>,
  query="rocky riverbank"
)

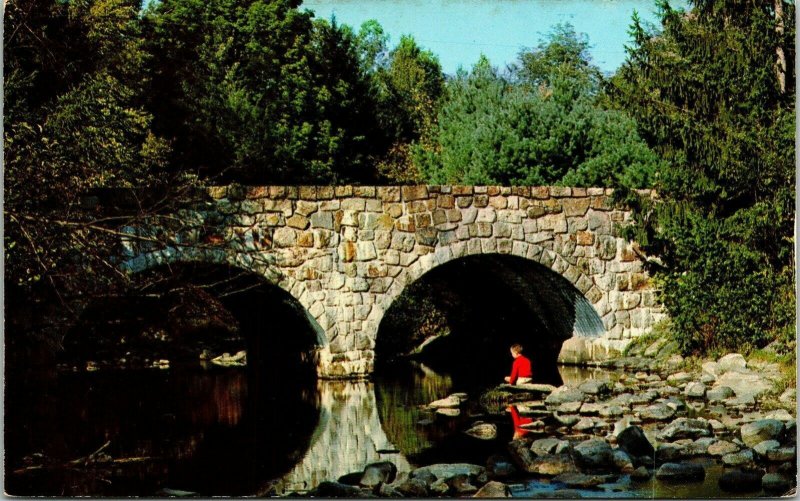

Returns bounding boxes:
[298,351,796,497]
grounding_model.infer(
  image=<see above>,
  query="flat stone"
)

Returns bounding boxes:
[552,472,610,488]
[666,372,692,384]
[708,440,740,456]
[656,418,712,441]
[527,454,579,476]
[554,413,580,427]
[655,463,705,482]
[640,403,676,421]
[557,402,583,413]
[545,386,585,406]
[574,417,595,431]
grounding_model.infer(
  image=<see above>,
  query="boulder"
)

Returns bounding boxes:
[684,382,706,398]
[706,386,734,402]
[473,481,511,498]
[394,478,429,497]
[702,361,722,379]
[715,372,772,400]
[740,420,785,447]
[360,461,397,488]
[721,449,755,467]
[578,379,611,396]
[573,439,614,469]
[617,426,655,459]
[717,353,747,373]
[411,464,484,483]
[761,473,791,494]
[708,440,740,456]
[545,386,585,406]
[612,449,635,473]
[683,437,716,456]
[640,403,676,421]
[656,418,712,441]
[464,422,497,440]
[718,469,762,492]
[753,440,781,458]
[531,438,569,457]
[655,462,705,482]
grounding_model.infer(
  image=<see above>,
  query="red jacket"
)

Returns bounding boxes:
[509,355,533,384]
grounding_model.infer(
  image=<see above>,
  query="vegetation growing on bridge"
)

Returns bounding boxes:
[4,0,795,358]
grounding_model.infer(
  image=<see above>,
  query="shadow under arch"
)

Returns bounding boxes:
[374,254,604,386]
[60,262,327,495]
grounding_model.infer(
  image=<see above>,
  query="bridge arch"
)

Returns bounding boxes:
[119,246,336,372]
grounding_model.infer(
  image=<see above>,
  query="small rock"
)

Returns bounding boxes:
[684,382,706,398]
[554,413,580,427]
[718,469,762,492]
[764,409,793,422]
[765,446,796,462]
[411,464,484,483]
[394,478,428,497]
[706,386,735,402]
[552,472,610,488]
[448,474,478,495]
[683,437,716,456]
[429,395,462,408]
[599,405,626,418]
[656,418,712,441]
[573,439,614,469]
[574,417,595,431]
[617,426,655,459]
[557,401,583,413]
[378,483,401,497]
[717,353,747,373]
[436,407,460,417]
[578,379,611,396]
[612,449,635,473]
[655,462,705,482]
[360,461,397,488]
[545,386,585,406]
[656,443,684,462]
[473,481,510,498]
[667,372,692,384]
[762,473,790,494]
[708,440,740,456]
[464,422,497,440]
[700,374,716,384]
[753,440,781,458]
[702,361,722,379]
[528,454,579,476]
[640,403,676,421]
[721,449,755,467]
[531,438,568,457]
[740,419,785,447]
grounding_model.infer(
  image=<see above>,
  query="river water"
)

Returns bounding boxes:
[5,361,765,497]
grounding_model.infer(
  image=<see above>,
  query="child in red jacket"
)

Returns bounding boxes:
[504,343,533,385]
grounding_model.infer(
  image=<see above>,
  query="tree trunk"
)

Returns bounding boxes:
[775,0,786,93]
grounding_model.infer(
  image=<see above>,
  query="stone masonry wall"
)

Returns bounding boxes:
[121,185,667,377]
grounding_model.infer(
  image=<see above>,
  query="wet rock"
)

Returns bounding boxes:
[528,454,579,476]
[740,419,785,447]
[656,418,712,441]
[552,472,610,488]
[545,386,585,406]
[630,466,651,481]
[765,446,796,462]
[640,403,676,421]
[762,473,791,494]
[429,395,463,408]
[473,481,511,498]
[612,449,635,473]
[578,379,611,396]
[436,407,460,417]
[655,462,705,482]
[312,481,367,497]
[531,438,569,457]
[554,413,580,427]
[683,437,716,456]
[360,461,397,488]
[486,455,517,479]
[706,386,734,402]
[573,439,614,469]
[753,440,781,458]
[464,422,497,440]
[448,474,478,495]
[429,480,450,495]
[722,449,755,467]
[507,383,557,394]
[557,401,583,413]
[718,353,747,373]
[411,464,484,484]
[574,417,595,432]
[617,426,655,458]
[718,469,762,492]
[684,382,706,398]
[394,478,428,497]
[656,443,684,462]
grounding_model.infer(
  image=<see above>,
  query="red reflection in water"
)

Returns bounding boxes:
[507,405,532,440]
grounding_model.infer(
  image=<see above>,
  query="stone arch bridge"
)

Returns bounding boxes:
[120,185,665,378]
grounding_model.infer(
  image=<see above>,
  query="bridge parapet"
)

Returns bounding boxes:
[121,185,665,377]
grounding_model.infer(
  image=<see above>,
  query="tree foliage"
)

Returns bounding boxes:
[610,0,796,353]
[416,27,661,188]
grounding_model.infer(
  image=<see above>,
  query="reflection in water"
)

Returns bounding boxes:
[274,380,411,495]
[507,405,533,440]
